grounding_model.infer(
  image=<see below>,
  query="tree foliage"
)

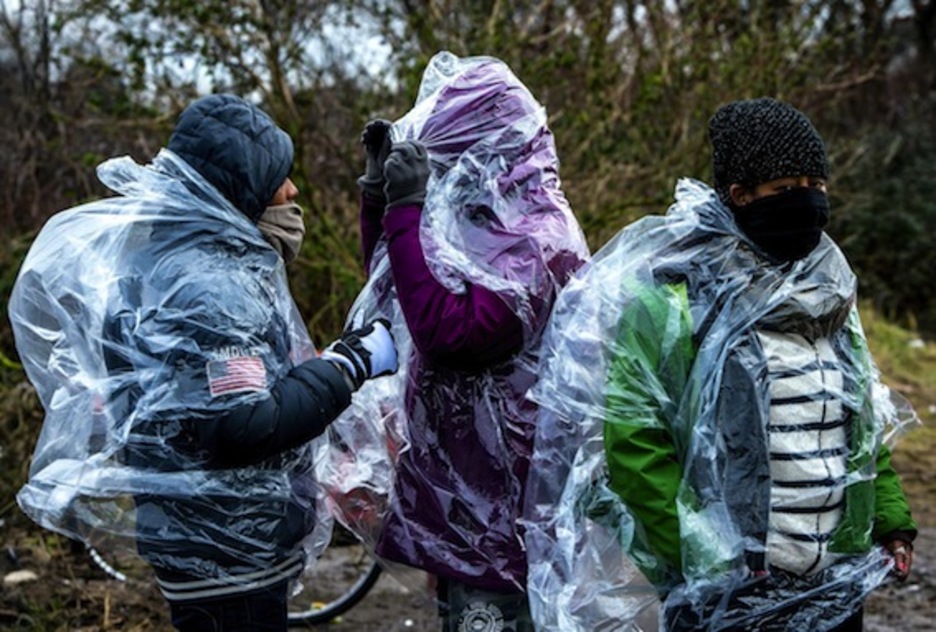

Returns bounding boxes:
[1,0,935,349]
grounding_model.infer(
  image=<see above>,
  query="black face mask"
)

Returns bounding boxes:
[732,187,830,262]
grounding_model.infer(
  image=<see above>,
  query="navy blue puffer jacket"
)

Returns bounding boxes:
[9,95,351,604]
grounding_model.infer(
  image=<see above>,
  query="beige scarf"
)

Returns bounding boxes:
[257,203,306,264]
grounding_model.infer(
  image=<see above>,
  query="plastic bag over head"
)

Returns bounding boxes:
[390,50,588,335]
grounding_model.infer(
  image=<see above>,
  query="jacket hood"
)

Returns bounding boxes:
[167,94,293,222]
[391,52,590,335]
[413,56,542,173]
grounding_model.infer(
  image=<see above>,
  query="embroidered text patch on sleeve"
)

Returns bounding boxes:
[206,355,268,397]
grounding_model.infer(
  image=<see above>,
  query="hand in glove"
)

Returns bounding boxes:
[384,140,429,210]
[357,119,393,202]
[321,318,398,390]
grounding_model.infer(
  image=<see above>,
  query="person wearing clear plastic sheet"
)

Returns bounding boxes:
[8,94,399,632]
[351,53,589,631]
[523,98,916,631]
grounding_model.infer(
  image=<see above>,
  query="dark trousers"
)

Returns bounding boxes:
[665,600,864,631]
[663,560,873,632]
[168,580,289,632]
[830,609,863,632]
[436,577,534,632]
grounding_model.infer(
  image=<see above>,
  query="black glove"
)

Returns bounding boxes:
[321,318,398,390]
[357,119,393,202]
[384,141,429,210]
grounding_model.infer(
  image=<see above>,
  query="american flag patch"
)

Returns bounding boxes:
[206,355,268,397]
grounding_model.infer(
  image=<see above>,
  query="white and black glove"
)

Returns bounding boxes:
[321,318,398,389]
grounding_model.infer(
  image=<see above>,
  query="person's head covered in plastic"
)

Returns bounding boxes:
[407,57,544,174]
[709,97,831,263]
[388,54,585,305]
[394,55,567,227]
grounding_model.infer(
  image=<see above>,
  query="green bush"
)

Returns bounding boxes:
[829,111,936,334]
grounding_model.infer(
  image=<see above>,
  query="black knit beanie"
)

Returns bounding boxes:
[709,97,829,204]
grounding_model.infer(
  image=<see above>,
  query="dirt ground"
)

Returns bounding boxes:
[2,526,934,631]
[291,527,936,632]
[1,442,934,631]
[329,530,936,632]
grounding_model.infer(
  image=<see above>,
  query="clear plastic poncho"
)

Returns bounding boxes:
[9,149,332,579]
[523,179,918,630]
[314,52,589,590]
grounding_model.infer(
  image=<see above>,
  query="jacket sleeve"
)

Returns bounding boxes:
[382,205,524,370]
[192,358,353,468]
[872,444,918,543]
[104,252,354,471]
[603,281,694,578]
[360,192,386,275]
[844,308,917,545]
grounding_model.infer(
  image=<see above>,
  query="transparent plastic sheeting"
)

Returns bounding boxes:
[315,52,589,589]
[9,150,332,578]
[523,179,919,630]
